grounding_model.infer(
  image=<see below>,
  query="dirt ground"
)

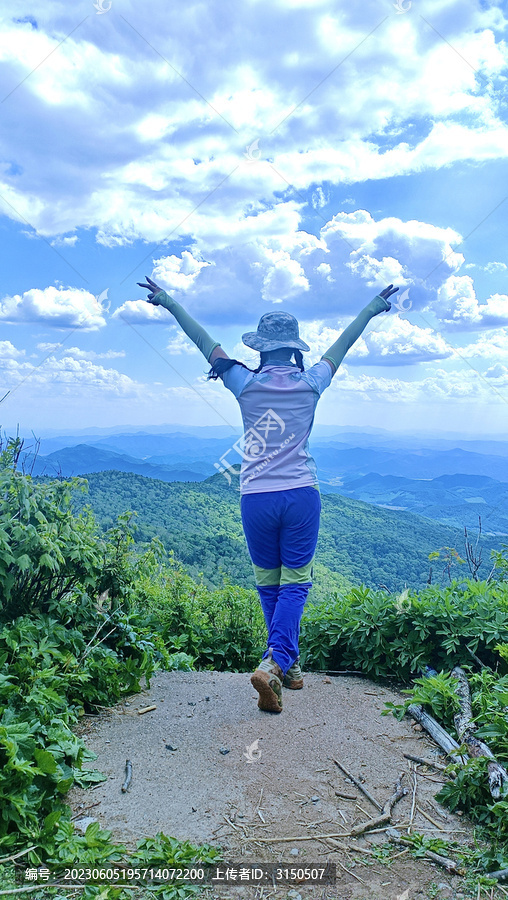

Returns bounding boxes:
[69,671,485,900]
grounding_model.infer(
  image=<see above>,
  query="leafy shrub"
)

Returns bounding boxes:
[385,657,508,871]
[299,579,508,679]
[135,555,266,671]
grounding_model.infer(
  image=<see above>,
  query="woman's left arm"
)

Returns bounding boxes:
[321,284,398,374]
[137,276,229,364]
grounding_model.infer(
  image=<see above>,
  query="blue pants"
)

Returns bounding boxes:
[240,486,321,674]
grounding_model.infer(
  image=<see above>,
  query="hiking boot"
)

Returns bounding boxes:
[283,656,304,690]
[250,648,283,713]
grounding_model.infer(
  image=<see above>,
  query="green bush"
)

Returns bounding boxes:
[299,579,508,679]
[134,554,266,671]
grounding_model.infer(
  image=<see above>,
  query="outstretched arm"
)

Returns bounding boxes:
[137,276,229,364]
[321,284,398,375]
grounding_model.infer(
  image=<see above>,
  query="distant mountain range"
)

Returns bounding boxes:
[70,470,503,595]
[25,428,508,536]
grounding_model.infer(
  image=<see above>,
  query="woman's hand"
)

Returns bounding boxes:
[137,275,165,303]
[378,283,399,311]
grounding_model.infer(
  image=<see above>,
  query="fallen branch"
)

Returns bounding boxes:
[407,704,468,764]
[332,759,383,812]
[121,759,132,793]
[408,764,417,834]
[403,753,447,771]
[0,846,37,865]
[137,704,157,715]
[452,666,508,800]
[250,831,356,843]
[386,827,463,875]
[489,869,508,882]
[349,772,407,838]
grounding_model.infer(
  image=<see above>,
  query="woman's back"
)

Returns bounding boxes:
[222,359,332,493]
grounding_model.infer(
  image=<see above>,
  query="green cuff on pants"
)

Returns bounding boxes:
[252,564,281,586]
[280,560,314,584]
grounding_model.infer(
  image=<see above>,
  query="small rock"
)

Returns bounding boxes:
[311,795,320,802]
[205,696,210,701]
[290,848,299,856]
[323,677,332,684]
[436,884,453,898]
[188,701,196,706]
[413,724,423,732]
[165,744,178,751]
[219,748,230,755]
[73,817,98,833]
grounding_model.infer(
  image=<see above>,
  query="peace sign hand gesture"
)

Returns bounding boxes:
[137,275,164,303]
[378,283,399,311]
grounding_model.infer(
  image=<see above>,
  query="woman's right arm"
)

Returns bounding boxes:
[138,276,228,364]
[321,284,398,374]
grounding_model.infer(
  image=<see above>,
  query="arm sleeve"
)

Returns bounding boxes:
[153,290,221,363]
[321,294,390,374]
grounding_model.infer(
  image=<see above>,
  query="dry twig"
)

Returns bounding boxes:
[332,758,382,812]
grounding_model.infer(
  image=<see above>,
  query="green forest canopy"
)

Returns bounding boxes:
[69,470,500,595]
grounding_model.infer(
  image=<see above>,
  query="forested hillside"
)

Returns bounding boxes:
[70,470,500,593]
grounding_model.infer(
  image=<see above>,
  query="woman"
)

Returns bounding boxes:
[138,275,398,713]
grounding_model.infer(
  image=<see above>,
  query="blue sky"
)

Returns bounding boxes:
[0,0,507,436]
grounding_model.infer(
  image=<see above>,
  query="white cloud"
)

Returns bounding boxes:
[325,361,505,405]
[166,327,199,355]
[36,343,125,360]
[0,287,106,330]
[485,364,508,385]
[152,250,212,293]
[0,352,149,400]
[435,276,508,329]
[0,1,506,245]
[461,329,508,358]
[298,314,451,366]
[470,261,508,274]
[260,248,309,303]
[112,299,171,325]
[50,235,78,247]
[0,340,24,359]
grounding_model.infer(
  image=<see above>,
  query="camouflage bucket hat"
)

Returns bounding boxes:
[242,312,310,352]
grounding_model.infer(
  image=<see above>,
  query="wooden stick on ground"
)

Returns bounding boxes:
[348,772,407,838]
[386,827,462,875]
[332,759,383,812]
[408,764,417,834]
[451,666,508,800]
[403,753,447,771]
[407,704,468,764]
[489,868,508,882]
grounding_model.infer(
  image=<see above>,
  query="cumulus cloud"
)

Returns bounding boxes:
[152,250,212,293]
[298,314,451,366]
[0,0,506,245]
[485,364,508,385]
[166,327,199,354]
[112,299,170,324]
[325,361,504,405]
[435,276,508,329]
[0,287,107,330]
[157,209,471,326]
[461,329,508,358]
[0,340,24,359]
[0,353,148,399]
[36,343,125,360]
